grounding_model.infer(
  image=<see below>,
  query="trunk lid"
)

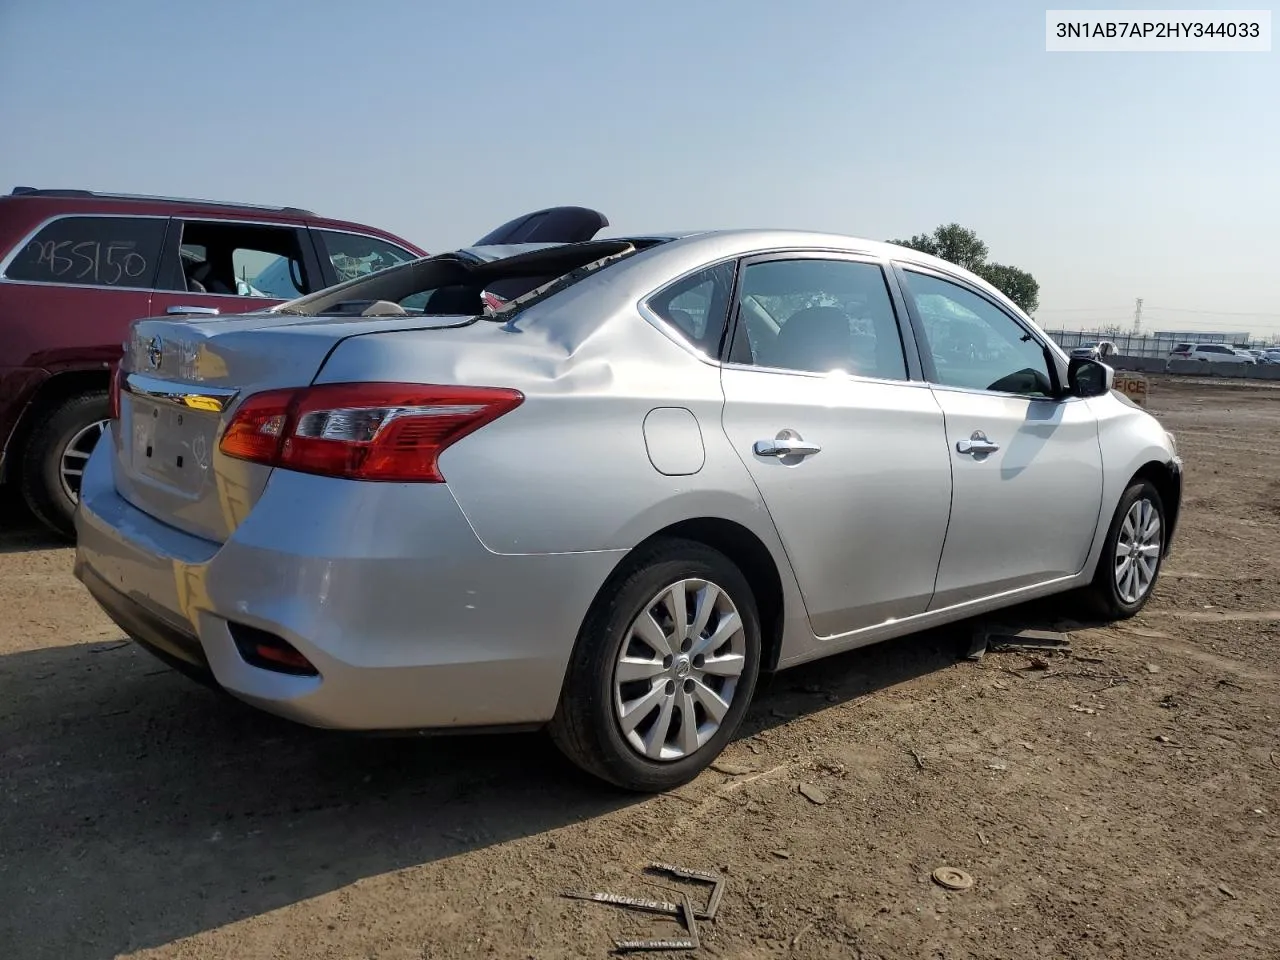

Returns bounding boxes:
[112,310,475,543]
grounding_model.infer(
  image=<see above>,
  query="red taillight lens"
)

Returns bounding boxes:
[218,383,523,482]
[218,389,294,464]
[108,366,124,420]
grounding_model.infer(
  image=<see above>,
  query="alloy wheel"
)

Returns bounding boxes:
[59,419,109,504]
[612,578,747,761]
[1114,497,1162,604]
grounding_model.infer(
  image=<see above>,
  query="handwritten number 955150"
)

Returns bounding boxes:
[25,239,148,285]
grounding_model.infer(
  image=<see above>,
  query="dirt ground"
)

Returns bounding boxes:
[1,376,1277,960]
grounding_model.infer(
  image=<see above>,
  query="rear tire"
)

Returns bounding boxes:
[1077,479,1166,621]
[20,391,110,541]
[549,539,762,792]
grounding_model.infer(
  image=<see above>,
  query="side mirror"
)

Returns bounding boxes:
[1068,357,1114,398]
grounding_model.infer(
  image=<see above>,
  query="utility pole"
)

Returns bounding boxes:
[1132,297,1144,334]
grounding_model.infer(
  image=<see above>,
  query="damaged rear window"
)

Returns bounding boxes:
[273,239,648,319]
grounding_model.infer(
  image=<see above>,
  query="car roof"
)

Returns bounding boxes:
[8,186,316,217]
[3,186,426,253]
[457,228,1024,309]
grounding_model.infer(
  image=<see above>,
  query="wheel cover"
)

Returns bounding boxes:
[612,578,747,762]
[1115,497,1162,604]
[59,420,109,504]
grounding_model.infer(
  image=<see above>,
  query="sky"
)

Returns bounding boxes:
[2,1,1278,336]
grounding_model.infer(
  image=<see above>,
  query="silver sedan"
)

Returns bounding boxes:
[74,229,1182,792]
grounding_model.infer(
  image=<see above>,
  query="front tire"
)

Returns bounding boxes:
[1080,479,1167,620]
[20,391,110,540]
[549,539,762,792]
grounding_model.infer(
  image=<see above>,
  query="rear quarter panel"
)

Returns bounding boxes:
[314,310,779,557]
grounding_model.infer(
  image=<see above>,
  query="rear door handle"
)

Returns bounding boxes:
[956,431,1000,456]
[166,305,220,316]
[754,433,822,459]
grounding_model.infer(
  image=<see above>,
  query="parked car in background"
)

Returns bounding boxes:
[0,187,606,537]
[74,228,1183,792]
[0,187,425,536]
[1071,340,1117,360]
[1168,343,1253,364]
[1259,349,1280,365]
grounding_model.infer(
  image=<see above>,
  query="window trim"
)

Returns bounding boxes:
[892,261,1069,400]
[0,213,171,292]
[721,251,923,385]
[155,216,326,300]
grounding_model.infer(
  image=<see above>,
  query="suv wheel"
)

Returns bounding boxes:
[21,391,110,540]
[549,539,762,792]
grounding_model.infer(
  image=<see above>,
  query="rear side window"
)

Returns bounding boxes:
[646,261,735,355]
[315,230,418,283]
[167,220,313,298]
[3,215,165,288]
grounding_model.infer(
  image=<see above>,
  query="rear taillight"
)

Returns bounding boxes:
[108,366,124,420]
[218,383,523,482]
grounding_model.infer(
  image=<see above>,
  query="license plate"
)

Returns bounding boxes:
[130,397,214,492]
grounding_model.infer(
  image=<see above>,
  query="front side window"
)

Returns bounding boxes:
[315,230,418,284]
[171,221,312,298]
[901,269,1054,397]
[3,216,165,288]
[730,258,908,380]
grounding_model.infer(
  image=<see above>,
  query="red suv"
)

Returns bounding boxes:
[0,187,435,537]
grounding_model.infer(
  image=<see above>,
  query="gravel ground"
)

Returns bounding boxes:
[1,376,1277,960]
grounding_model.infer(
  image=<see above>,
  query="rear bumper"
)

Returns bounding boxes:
[74,442,625,731]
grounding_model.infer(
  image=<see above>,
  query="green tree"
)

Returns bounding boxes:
[973,262,1040,316]
[888,223,1039,315]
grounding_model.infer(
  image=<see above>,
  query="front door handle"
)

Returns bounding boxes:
[956,431,1000,456]
[166,305,220,316]
[754,431,822,459]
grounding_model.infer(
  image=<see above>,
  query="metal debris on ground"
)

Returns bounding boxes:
[978,627,1073,654]
[647,863,726,921]
[613,938,698,953]
[612,894,700,953]
[931,867,975,891]
[566,865,724,952]
[563,891,683,918]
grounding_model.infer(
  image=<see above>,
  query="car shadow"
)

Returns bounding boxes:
[0,605,1067,959]
[0,487,64,554]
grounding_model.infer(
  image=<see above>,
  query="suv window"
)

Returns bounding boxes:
[730,258,907,379]
[646,262,735,354]
[3,215,166,288]
[901,269,1054,397]
[167,221,312,298]
[315,230,418,283]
